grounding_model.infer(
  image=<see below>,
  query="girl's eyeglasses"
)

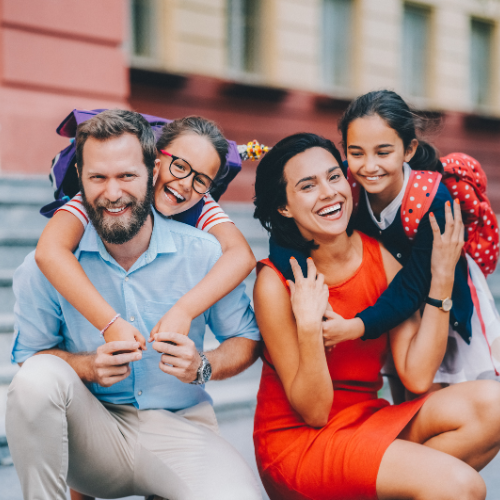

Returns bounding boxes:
[160,150,214,195]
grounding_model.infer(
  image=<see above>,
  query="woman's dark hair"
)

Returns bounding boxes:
[156,116,229,192]
[338,90,442,173]
[254,133,345,253]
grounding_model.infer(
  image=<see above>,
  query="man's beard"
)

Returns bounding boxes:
[80,175,154,245]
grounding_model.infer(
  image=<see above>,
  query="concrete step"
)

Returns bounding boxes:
[0,270,14,287]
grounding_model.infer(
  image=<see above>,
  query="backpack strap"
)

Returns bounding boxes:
[401,170,442,241]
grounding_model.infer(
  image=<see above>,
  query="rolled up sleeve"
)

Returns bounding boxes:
[11,253,63,363]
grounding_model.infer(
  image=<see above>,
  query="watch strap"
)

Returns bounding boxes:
[425,296,443,308]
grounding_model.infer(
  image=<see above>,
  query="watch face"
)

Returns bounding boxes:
[442,298,453,312]
[202,362,212,383]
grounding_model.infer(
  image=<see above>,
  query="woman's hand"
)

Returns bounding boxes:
[430,199,464,282]
[287,257,330,335]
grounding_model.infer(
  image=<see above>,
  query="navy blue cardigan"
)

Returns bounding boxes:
[269,182,474,344]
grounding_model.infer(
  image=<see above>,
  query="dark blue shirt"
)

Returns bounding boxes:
[269,181,473,344]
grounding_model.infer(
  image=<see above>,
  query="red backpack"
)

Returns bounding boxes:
[348,152,499,276]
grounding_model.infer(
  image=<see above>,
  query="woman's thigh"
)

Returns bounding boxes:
[399,380,500,469]
[376,439,485,500]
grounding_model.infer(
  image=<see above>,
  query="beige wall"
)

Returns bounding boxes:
[133,0,500,115]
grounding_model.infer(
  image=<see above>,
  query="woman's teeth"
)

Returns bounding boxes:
[318,203,341,216]
[366,176,382,181]
[166,186,186,203]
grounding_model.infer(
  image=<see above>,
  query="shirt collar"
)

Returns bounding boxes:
[76,207,177,264]
[365,162,411,230]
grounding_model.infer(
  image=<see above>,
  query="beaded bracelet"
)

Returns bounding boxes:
[100,313,121,338]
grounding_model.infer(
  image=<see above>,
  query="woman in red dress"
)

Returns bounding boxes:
[252,133,500,500]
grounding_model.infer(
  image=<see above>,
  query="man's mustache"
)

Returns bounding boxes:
[94,196,135,210]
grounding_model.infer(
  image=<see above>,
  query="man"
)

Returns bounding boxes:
[7,110,262,500]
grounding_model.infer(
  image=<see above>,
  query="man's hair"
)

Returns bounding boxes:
[75,109,157,174]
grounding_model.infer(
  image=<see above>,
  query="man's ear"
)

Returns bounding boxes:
[278,206,293,218]
[153,159,161,186]
[404,138,419,163]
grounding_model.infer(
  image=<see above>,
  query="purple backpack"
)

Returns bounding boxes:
[41,109,242,227]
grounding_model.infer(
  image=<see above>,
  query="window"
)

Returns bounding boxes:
[227,0,261,74]
[470,19,494,107]
[131,0,157,59]
[322,0,353,89]
[402,4,430,98]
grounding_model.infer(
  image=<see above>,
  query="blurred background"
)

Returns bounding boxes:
[3,0,500,498]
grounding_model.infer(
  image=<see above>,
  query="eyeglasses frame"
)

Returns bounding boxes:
[160,149,214,195]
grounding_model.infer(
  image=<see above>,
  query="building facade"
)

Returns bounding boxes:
[2,0,500,206]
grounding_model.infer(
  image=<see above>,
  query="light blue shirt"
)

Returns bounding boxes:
[11,209,260,411]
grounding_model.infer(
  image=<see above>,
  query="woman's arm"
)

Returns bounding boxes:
[254,258,333,427]
[389,201,464,394]
[35,210,146,348]
[150,222,256,338]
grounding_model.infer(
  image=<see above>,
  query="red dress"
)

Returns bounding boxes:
[253,233,429,500]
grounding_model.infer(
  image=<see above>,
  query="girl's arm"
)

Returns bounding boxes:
[389,201,464,393]
[254,258,333,427]
[322,185,454,346]
[150,222,256,338]
[35,210,146,348]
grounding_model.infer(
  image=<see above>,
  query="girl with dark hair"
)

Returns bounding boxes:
[252,132,500,500]
[35,114,256,352]
[270,90,500,393]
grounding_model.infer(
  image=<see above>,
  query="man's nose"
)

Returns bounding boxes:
[104,178,123,202]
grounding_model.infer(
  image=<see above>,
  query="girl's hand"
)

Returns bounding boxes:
[287,257,330,334]
[323,312,364,348]
[104,317,147,351]
[430,199,464,281]
[149,305,192,342]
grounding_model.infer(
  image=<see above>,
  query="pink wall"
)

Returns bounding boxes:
[0,0,129,176]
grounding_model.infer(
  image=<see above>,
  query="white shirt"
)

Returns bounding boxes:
[365,162,411,230]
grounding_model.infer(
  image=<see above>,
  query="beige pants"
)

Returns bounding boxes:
[6,355,261,500]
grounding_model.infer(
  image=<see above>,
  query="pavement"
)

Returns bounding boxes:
[1,176,500,499]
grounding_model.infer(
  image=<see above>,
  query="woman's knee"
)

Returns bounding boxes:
[467,380,500,426]
[445,465,486,500]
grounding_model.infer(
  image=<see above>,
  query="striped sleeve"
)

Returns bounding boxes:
[196,194,233,232]
[54,192,89,229]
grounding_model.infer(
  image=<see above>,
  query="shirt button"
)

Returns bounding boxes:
[130,316,135,322]
[454,322,459,327]
[125,277,129,282]
[397,253,402,259]
[138,390,142,396]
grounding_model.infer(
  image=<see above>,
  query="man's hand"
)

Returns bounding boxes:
[322,312,364,348]
[88,341,142,387]
[152,332,201,383]
[149,306,192,341]
[104,317,147,351]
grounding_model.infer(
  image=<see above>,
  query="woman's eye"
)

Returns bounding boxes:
[378,151,390,157]
[301,184,314,190]
[329,174,340,182]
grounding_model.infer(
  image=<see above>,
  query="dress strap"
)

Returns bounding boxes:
[257,258,290,294]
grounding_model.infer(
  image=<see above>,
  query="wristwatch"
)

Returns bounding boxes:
[190,351,212,385]
[425,296,453,312]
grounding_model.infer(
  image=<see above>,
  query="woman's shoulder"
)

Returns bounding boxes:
[256,259,290,294]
